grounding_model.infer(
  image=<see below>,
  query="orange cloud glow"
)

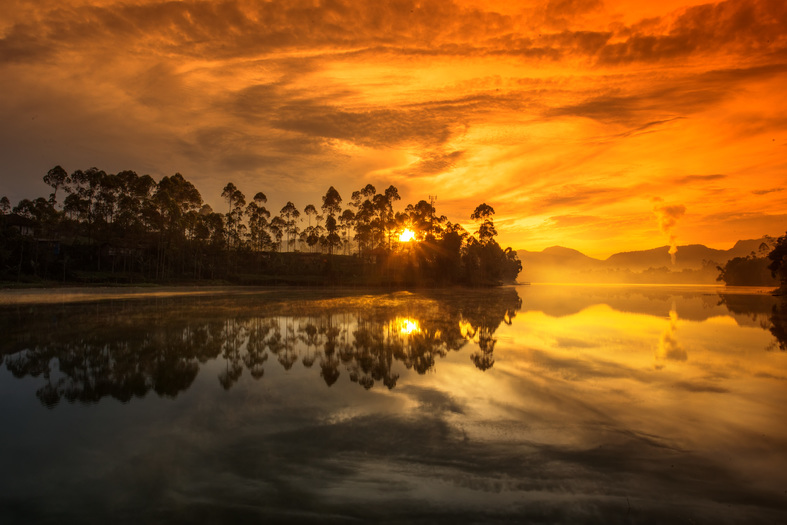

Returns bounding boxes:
[1,0,785,256]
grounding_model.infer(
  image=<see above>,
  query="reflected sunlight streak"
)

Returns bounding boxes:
[395,317,421,335]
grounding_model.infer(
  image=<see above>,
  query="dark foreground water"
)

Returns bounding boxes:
[1,285,785,524]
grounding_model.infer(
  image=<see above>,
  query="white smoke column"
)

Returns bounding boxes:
[652,200,686,265]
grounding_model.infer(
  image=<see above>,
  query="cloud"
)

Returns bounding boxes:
[544,0,604,29]
[546,214,601,228]
[0,0,515,63]
[4,0,783,68]
[598,0,787,65]
[1,0,786,253]
[394,149,467,178]
[398,385,466,414]
[675,174,727,184]
[272,105,454,148]
[672,380,729,393]
[529,184,642,214]
[547,81,726,125]
[553,335,598,349]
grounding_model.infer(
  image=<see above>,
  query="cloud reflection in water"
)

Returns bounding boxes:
[0,286,785,523]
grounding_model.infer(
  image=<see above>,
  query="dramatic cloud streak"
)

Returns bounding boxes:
[1,0,786,256]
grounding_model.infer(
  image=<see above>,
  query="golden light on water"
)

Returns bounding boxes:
[395,317,421,335]
[399,229,415,243]
[459,320,477,341]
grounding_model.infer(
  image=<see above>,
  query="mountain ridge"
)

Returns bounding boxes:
[517,237,775,284]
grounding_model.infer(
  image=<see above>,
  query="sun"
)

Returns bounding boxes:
[399,228,415,242]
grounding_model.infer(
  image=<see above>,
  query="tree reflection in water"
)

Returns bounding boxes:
[718,292,787,352]
[770,297,787,351]
[0,289,522,407]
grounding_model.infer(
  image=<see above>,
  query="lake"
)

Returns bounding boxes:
[1,285,785,524]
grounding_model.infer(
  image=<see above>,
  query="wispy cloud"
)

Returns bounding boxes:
[0,0,786,254]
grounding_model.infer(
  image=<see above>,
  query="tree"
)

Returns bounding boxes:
[464,203,521,284]
[405,200,435,241]
[43,165,69,206]
[718,254,779,286]
[373,185,400,250]
[114,170,155,236]
[321,187,342,254]
[280,201,301,251]
[339,208,355,254]
[325,215,341,254]
[269,215,285,252]
[321,186,342,217]
[304,204,317,228]
[470,203,494,221]
[471,203,496,245]
[768,232,787,288]
[246,192,270,252]
[154,173,203,234]
[152,173,203,278]
[13,197,56,229]
[64,167,106,244]
[221,182,246,250]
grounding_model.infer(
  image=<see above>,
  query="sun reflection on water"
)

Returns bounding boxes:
[459,320,477,341]
[394,317,421,335]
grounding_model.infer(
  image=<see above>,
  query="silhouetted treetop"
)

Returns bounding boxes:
[0,165,521,286]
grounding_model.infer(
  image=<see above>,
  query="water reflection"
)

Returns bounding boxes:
[0,289,521,407]
[1,286,786,523]
[770,298,787,351]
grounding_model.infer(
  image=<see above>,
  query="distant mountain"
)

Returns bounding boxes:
[517,237,776,284]
[604,244,727,271]
[519,246,603,266]
[727,238,775,259]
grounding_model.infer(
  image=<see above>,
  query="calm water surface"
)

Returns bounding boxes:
[1,285,785,524]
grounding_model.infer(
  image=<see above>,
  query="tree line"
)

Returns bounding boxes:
[0,289,522,406]
[0,166,521,285]
[716,235,786,288]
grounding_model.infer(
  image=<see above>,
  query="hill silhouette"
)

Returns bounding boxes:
[518,237,775,284]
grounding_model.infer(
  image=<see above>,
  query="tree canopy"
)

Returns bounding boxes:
[0,166,522,286]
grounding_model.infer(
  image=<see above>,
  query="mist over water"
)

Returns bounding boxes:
[1,286,785,523]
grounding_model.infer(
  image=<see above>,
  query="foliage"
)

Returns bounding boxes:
[0,289,523,405]
[716,255,779,287]
[0,166,522,286]
[767,232,787,289]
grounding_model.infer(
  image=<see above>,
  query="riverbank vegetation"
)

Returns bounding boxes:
[716,234,785,289]
[0,166,520,287]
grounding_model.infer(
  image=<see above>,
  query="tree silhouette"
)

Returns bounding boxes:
[322,187,342,254]
[221,182,246,250]
[247,192,271,252]
[767,232,787,289]
[280,201,301,252]
[43,165,69,206]
[3,165,523,285]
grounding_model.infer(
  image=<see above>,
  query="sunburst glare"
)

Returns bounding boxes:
[399,229,415,243]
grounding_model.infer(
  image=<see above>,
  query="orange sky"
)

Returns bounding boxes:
[1,0,785,257]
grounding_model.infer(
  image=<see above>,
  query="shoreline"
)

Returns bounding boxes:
[0,281,778,306]
[0,285,279,305]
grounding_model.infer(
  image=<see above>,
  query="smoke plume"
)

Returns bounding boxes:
[652,199,686,265]
[655,307,687,369]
